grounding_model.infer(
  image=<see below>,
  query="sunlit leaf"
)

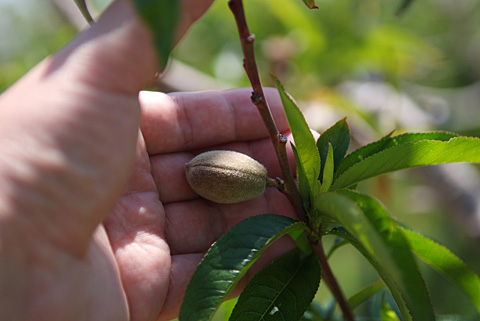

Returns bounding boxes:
[179,214,307,321]
[335,132,457,180]
[273,76,320,188]
[132,0,180,68]
[222,298,238,321]
[332,135,480,190]
[74,0,94,23]
[401,227,480,313]
[318,190,435,321]
[273,75,321,205]
[230,249,321,321]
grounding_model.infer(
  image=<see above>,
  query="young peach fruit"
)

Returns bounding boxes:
[185,150,267,204]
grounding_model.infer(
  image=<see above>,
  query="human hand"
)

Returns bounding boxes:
[0,1,297,321]
[107,88,297,320]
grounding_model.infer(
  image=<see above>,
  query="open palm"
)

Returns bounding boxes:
[0,1,297,321]
[105,89,297,320]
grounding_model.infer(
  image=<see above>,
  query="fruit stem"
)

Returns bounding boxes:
[266,177,285,192]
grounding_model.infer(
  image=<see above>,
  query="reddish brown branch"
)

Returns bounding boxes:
[228,0,305,223]
[228,1,355,320]
[313,239,356,321]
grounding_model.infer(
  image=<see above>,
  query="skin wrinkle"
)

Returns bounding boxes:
[175,94,195,150]
[114,245,161,320]
[169,91,242,151]
[209,201,228,248]
[107,192,166,247]
[159,253,203,320]
[223,92,240,142]
[106,191,169,321]
[163,202,202,255]
[121,133,153,198]
[163,200,220,255]
[152,152,194,203]
[140,89,287,155]
[163,186,295,256]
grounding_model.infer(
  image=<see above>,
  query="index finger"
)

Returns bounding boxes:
[139,88,289,154]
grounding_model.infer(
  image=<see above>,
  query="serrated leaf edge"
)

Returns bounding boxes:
[180,215,308,321]
[332,135,480,190]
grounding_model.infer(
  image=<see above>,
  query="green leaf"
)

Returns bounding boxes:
[292,144,312,211]
[288,228,312,255]
[332,135,480,190]
[317,118,351,180]
[401,227,480,313]
[325,226,420,321]
[335,132,457,180]
[348,280,386,310]
[273,75,321,200]
[230,249,321,321]
[74,0,94,23]
[319,143,334,192]
[222,298,239,320]
[179,214,307,321]
[302,0,318,9]
[318,190,435,321]
[132,0,180,68]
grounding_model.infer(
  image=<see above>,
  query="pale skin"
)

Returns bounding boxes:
[0,1,298,321]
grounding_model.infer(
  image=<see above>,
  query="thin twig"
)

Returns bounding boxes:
[228,1,355,320]
[313,239,356,321]
[228,0,305,223]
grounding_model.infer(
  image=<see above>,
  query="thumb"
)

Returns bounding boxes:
[53,0,157,94]
[0,0,155,256]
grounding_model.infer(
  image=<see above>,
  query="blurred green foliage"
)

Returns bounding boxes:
[1,0,480,318]
[0,0,110,92]
[175,0,480,93]
[0,1,76,91]
[2,0,479,94]
[173,0,480,142]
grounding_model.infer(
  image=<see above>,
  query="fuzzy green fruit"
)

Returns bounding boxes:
[185,150,267,204]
